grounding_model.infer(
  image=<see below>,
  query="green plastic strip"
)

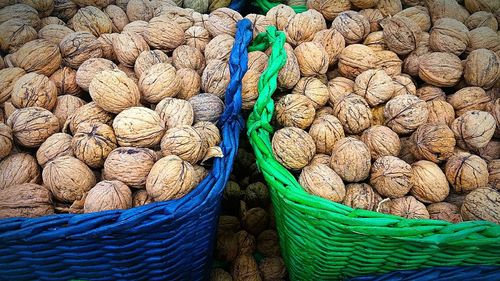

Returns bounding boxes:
[253,0,307,13]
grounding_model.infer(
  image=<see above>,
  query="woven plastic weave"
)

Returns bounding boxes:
[246,26,500,281]
[0,19,253,281]
[350,266,500,281]
[252,0,306,13]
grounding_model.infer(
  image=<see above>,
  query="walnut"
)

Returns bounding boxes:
[242,207,269,236]
[173,45,205,74]
[375,50,402,77]
[70,0,111,8]
[427,0,470,23]
[354,69,394,107]
[202,35,233,64]
[160,125,206,164]
[445,152,489,193]
[0,4,40,28]
[370,156,412,198]
[0,183,53,218]
[52,0,78,21]
[205,8,242,37]
[72,6,112,37]
[177,68,201,100]
[210,268,232,281]
[10,39,61,76]
[215,231,238,262]
[309,154,330,166]
[38,24,73,47]
[75,58,117,92]
[395,6,431,31]
[361,125,400,160]
[272,127,316,170]
[0,67,25,103]
[333,93,372,134]
[461,187,499,223]
[427,202,463,223]
[19,0,54,18]
[277,43,300,89]
[359,9,384,32]
[132,189,153,207]
[113,31,150,68]
[185,26,210,53]
[0,153,40,190]
[330,137,371,182]
[392,74,416,96]
[426,100,455,126]
[451,110,496,150]
[154,6,194,30]
[134,50,169,78]
[384,94,429,134]
[464,0,499,13]
[371,104,385,126]
[231,255,261,281]
[343,183,382,211]
[155,97,194,129]
[464,49,500,89]
[104,147,157,188]
[466,27,499,54]
[96,33,117,61]
[306,0,350,20]
[241,69,260,110]
[487,98,500,137]
[244,182,270,208]
[402,40,430,77]
[295,77,330,110]
[122,20,148,35]
[36,133,73,167]
[0,19,37,53]
[465,11,498,30]
[113,107,165,148]
[429,18,469,56]
[294,42,329,77]
[363,31,386,51]
[84,180,132,213]
[410,160,450,203]
[478,140,500,162]
[376,0,402,16]
[11,72,57,111]
[331,11,370,44]
[327,77,354,106]
[104,5,128,33]
[201,59,230,97]
[338,44,379,79]
[399,137,417,164]
[308,115,345,155]
[189,93,224,124]
[72,122,117,168]
[410,123,455,163]
[299,163,345,202]
[247,51,268,73]
[256,230,280,258]
[139,63,180,104]
[0,123,12,160]
[381,16,421,55]
[193,121,220,149]
[7,107,59,147]
[89,69,140,114]
[235,230,256,256]
[275,94,315,129]
[244,14,272,39]
[284,9,325,46]
[42,155,95,202]
[146,155,196,201]
[117,64,139,86]
[385,196,430,219]
[144,16,185,51]
[126,0,153,22]
[259,257,286,281]
[59,32,102,69]
[416,85,446,101]
[65,102,113,134]
[447,87,491,117]
[488,159,499,189]
[265,4,295,30]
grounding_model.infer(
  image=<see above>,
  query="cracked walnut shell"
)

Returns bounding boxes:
[89,69,140,114]
[0,183,53,218]
[384,94,429,134]
[84,180,132,213]
[461,187,499,223]
[370,156,412,198]
[361,125,401,160]
[72,122,117,168]
[299,163,346,202]
[36,133,73,167]
[11,72,57,111]
[330,137,371,182]
[451,110,495,150]
[272,127,316,170]
[113,107,164,148]
[103,147,157,188]
[411,160,449,203]
[333,93,372,134]
[410,123,456,163]
[146,155,196,201]
[0,153,40,190]
[445,152,489,193]
[7,107,59,148]
[275,94,316,130]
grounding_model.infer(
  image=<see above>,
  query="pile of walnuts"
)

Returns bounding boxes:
[0,0,255,217]
[264,1,500,224]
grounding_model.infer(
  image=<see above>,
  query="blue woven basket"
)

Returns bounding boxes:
[349,266,500,281]
[0,19,253,281]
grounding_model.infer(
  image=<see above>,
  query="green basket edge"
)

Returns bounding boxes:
[253,0,307,13]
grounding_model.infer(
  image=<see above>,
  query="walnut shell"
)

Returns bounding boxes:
[487,98,500,137]
[259,257,286,281]
[42,155,95,202]
[11,72,57,111]
[0,123,12,160]
[384,94,428,134]
[361,125,400,160]
[371,104,385,126]
[104,147,157,188]
[447,87,491,117]
[410,123,455,163]
[176,68,201,100]
[363,31,387,51]
[37,24,73,47]
[418,52,464,87]
[478,140,500,162]
[132,189,153,207]
[488,159,499,189]
[146,155,196,201]
[330,137,371,182]
[410,160,450,203]
[241,69,259,110]
[343,183,382,211]
[327,77,354,106]
[113,31,150,68]
[134,50,169,78]
[427,0,470,23]
[49,67,81,97]
[0,153,40,190]
[59,32,102,69]
[172,45,205,74]
[210,268,232,281]
[36,133,73,167]
[0,183,53,218]
[392,74,416,96]
[70,0,111,8]
[354,69,394,107]
[272,127,316,170]
[427,202,463,222]
[122,20,148,35]
[215,231,239,262]
[72,122,117,168]
[0,19,37,53]
[375,50,402,77]
[464,0,499,14]
[277,43,300,89]
[236,230,256,256]
[113,107,164,148]
[399,137,417,164]
[7,107,59,147]
[155,97,194,129]
[333,93,372,134]
[84,180,132,213]
[299,163,346,202]
[382,16,421,55]
[331,11,370,44]
[10,39,61,76]
[160,125,205,164]
[376,0,402,16]
[204,34,233,63]
[126,0,153,22]
[359,9,384,33]
[242,207,269,236]
[451,110,495,150]
[247,51,268,73]
[416,85,446,101]
[338,44,379,79]
[76,58,117,92]
[72,6,112,37]
[294,42,329,77]
[231,255,261,281]
[265,4,295,30]
[244,14,272,39]
[395,6,431,31]
[284,10,325,46]
[445,152,489,193]
[0,4,40,28]
[370,155,412,198]
[385,196,430,219]
[464,49,500,89]
[466,27,499,54]
[429,18,469,55]
[205,8,242,37]
[52,0,77,21]
[275,94,315,129]
[308,115,345,155]
[425,100,455,127]
[89,69,140,114]
[0,67,25,103]
[465,11,498,30]
[65,102,113,134]
[312,29,345,66]
[461,187,499,223]
[201,59,230,98]
[104,5,128,33]
[189,93,224,124]
[402,43,430,77]
[185,26,210,53]
[139,63,180,104]
[19,0,54,18]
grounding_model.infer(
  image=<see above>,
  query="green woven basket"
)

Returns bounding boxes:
[246,27,500,281]
[253,0,307,13]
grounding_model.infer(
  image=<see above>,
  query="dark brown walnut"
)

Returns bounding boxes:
[0,19,37,53]
[370,156,412,198]
[427,202,462,223]
[259,257,287,281]
[384,94,429,134]
[72,6,112,37]
[359,9,384,32]
[451,110,495,150]
[7,107,59,148]
[247,51,268,73]
[36,133,73,167]
[0,153,40,190]
[331,11,370,44]
[284,9,326,46]
[52,0,78,21]
[42,155,95,202]
[464,0,499,13]
[244,182,270,208]
[172,45,205,74]
[294,42,329,77]
[399,137,417,164]
[113,107,165,148]
[0,4,40,28]
[445,152,489,193]
[361,125,400,160]
[466,27,499,54]
[416,85,446,102]
[242,207,269,236]
[371,105,385,126]
[241,69,260,110]
[0,123,12,160]
[84,180,132,213]
[139,63,180,103]
[446,192,467,208]
[189,93,224,124]
[427,0,470,23]
[65,102,113,134]
[10,39,61,76]
[306,0,351,21]
[265,4,295,30]
[193,121,221,149]
[338,44,379,79]
[447,87,491,117]
[38,24,73,46]
[89,69,140,114]
[205,8,242,37]
[272,127,316,170]
[126,0,153,22]
[134,50,169,78]
[402,35,430,77]
[215,231,238,262]
[104,5,129,32]
[465,11,498,30]
[76,58,118,92]
[155,97,194,129]
[327,77,354,107]
[72,123,117,168]
[410,160,449,203]
[330,137,371,182]
[419,52,463,87]
[333,93,372,134]
[257,230,280,258]
[177,68,201,100]
[104,147,157,188]
[478,140,500,162]
[160,125,206,164]
[426,100,455,127]
[277,43,300,89]
[461,187,499,223]
[299,163,346,202]
[376,0,402,17]
[488,159,499,189]
[363,31,386,51]
[201,59,230,98]
[375,50,402,77]
[381,16,421,55]
[236,230,256,256]
[146,155,196,201]
[0,67,25,103]
[392,74,416,96]
[185,26,211,53]
[354,69,394,107]
[343,183,382,211]
[312,29,345,67]
[308,115,345,155]
[11,72,57,110]
[395,6,431,31]
[59,32,103,69]
[410,124,455,163]
[275,94,316,129]
[218,215,241,233]
[204,34,234,63]
[231,254,261,281]
[113,31,150,68]
[132,189,153,207]
[210,268,232,281]
[0,183,53,218]
[385,196,430,219]
[429,18,469,55]
[464,49,500,89]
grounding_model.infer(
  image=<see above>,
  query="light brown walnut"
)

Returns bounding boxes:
[146,155,196,201]
[370,155,412,198]
[103,147,157,188]
[272,127,316,170]
[445,152,489,193]
[299,163,346,202]
[330,137,371,182]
